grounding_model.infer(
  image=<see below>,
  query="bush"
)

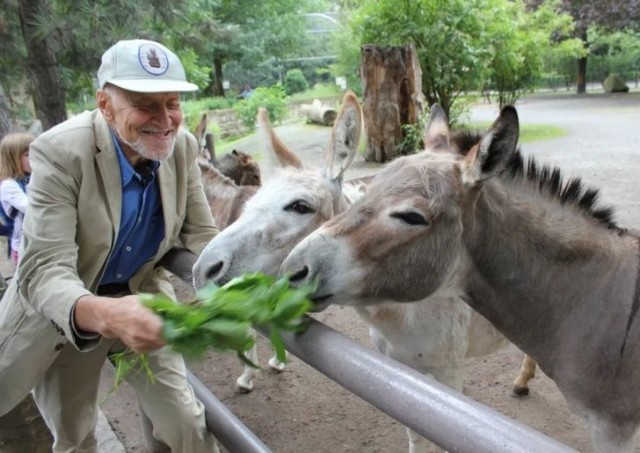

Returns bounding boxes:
[234,85,289,130]
[283,69,309,96]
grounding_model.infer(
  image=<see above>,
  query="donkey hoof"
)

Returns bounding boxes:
[268,358,286,372]
[235,378,254,394]
[512,385,530,397]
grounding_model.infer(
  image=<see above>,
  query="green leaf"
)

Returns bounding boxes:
[110,272,314,391]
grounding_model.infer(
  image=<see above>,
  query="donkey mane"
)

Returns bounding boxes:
[452,130,619,232]
[505,152,619,231]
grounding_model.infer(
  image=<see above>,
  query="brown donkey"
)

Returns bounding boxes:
[282,104,640,452]
[193,113,261,187]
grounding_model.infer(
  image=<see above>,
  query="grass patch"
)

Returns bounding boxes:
[465,122,567,143]
[290,83,342,102]
[214,136,252,157]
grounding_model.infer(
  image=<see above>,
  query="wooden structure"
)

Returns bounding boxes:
[361,44,424,162]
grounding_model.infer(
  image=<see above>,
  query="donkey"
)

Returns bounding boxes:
[281,103,640,452]
[194,92,368,393]
[193,113,261,187]
[193,94,537,453]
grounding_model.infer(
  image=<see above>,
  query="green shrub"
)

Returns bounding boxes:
[395,113,427,157]
[283,69,309,96]
[234,86,289,130]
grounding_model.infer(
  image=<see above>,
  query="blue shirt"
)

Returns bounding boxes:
[99,132,165,285]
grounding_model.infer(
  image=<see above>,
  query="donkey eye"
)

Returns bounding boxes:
[390,211,428,226]
[284,200,314,214]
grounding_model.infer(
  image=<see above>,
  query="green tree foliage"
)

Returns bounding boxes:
[587,30,640,84]
[191,0,321,96]
[486,0,582,107]
[528,0,640,93]
[283,69,309,95]
[0,1,28,95]
[336,0,581,116]
[346,0,492,119]
[1,0,327,129]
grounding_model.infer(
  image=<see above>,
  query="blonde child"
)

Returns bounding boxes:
[0,133,33,265]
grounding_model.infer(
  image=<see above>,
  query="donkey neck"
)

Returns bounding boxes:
[462,177,639,372]
[199,160,257,230]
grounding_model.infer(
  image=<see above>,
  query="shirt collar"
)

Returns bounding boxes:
[109,129,160,185]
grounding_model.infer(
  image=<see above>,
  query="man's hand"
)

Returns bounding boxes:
[74,295,166,353]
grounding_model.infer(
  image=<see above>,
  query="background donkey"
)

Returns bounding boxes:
[193,113,261,187]
[194,93,537,453]
[281,103,640,452]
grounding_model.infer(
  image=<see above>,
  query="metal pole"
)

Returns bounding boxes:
[187,370,272,453]
[257,317,577,453]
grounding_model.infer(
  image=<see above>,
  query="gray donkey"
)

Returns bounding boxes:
[281,104,640,452]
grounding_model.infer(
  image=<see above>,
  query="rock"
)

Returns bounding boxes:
[603,74,629,93]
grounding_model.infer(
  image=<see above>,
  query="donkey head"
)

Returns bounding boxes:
[280,104,519,309]
[214,149,262,186]
[193,91,363,289]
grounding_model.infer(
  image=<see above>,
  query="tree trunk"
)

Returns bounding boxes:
[18,0,67,131]
[576,29,588,94]
[360,44,424,163]
[0,86,16,141]
[212,57,225,97]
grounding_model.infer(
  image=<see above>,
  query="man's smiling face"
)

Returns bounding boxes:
[98,85,182,163]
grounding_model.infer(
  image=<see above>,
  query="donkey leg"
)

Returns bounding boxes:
[235,330,259,393]
[407,428,430,453]
[512,354,537,396]
[405,367,463,453]
[268,350,287,372]
[587,414,635,453]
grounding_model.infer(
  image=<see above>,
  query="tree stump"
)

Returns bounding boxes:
[301,100,338,126]
[361,44,425,162]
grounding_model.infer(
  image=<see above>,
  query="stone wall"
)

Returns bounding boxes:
[205,108,246,140]
[205,96,342,140]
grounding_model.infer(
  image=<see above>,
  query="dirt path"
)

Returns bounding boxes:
[21,91,640,452]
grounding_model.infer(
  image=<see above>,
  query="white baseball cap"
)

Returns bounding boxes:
[97,39,198,93]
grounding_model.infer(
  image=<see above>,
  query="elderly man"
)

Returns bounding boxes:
[0,39,219,452]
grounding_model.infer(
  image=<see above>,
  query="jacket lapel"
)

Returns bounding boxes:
[158,153,177,252]
[94,113,122,238]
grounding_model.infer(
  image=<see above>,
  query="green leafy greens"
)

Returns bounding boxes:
[109,272,314,389]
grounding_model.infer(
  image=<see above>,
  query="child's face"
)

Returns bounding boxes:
[21,150,31,174]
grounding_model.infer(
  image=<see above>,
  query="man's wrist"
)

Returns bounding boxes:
[70,301,100,340]
[73,295,106,336]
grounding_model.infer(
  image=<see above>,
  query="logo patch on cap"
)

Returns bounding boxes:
[138,43,169,76]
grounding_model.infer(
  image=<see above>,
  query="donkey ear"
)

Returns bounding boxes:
[326,91,362,181]
[257,108,303,177]
[460,105,519,187]
[193,113,208,145]
[193,113,211,160]
[423,103,450,149]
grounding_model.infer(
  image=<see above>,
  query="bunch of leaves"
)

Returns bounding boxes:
[233,85,289,130]
[110,272,314,389]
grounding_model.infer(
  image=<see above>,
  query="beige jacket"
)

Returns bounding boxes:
[0,110,217,415]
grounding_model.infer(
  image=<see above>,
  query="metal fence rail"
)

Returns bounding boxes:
[187,370,272,453]
[188,315,577,453]
[256,316,577,453]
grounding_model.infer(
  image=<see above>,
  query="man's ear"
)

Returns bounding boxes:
[96,89,113,121]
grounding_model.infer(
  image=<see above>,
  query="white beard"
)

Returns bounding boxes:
[118,132,176,162]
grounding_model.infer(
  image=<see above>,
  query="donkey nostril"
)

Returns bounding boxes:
[289,266,309,282]
[205,261,224,281]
